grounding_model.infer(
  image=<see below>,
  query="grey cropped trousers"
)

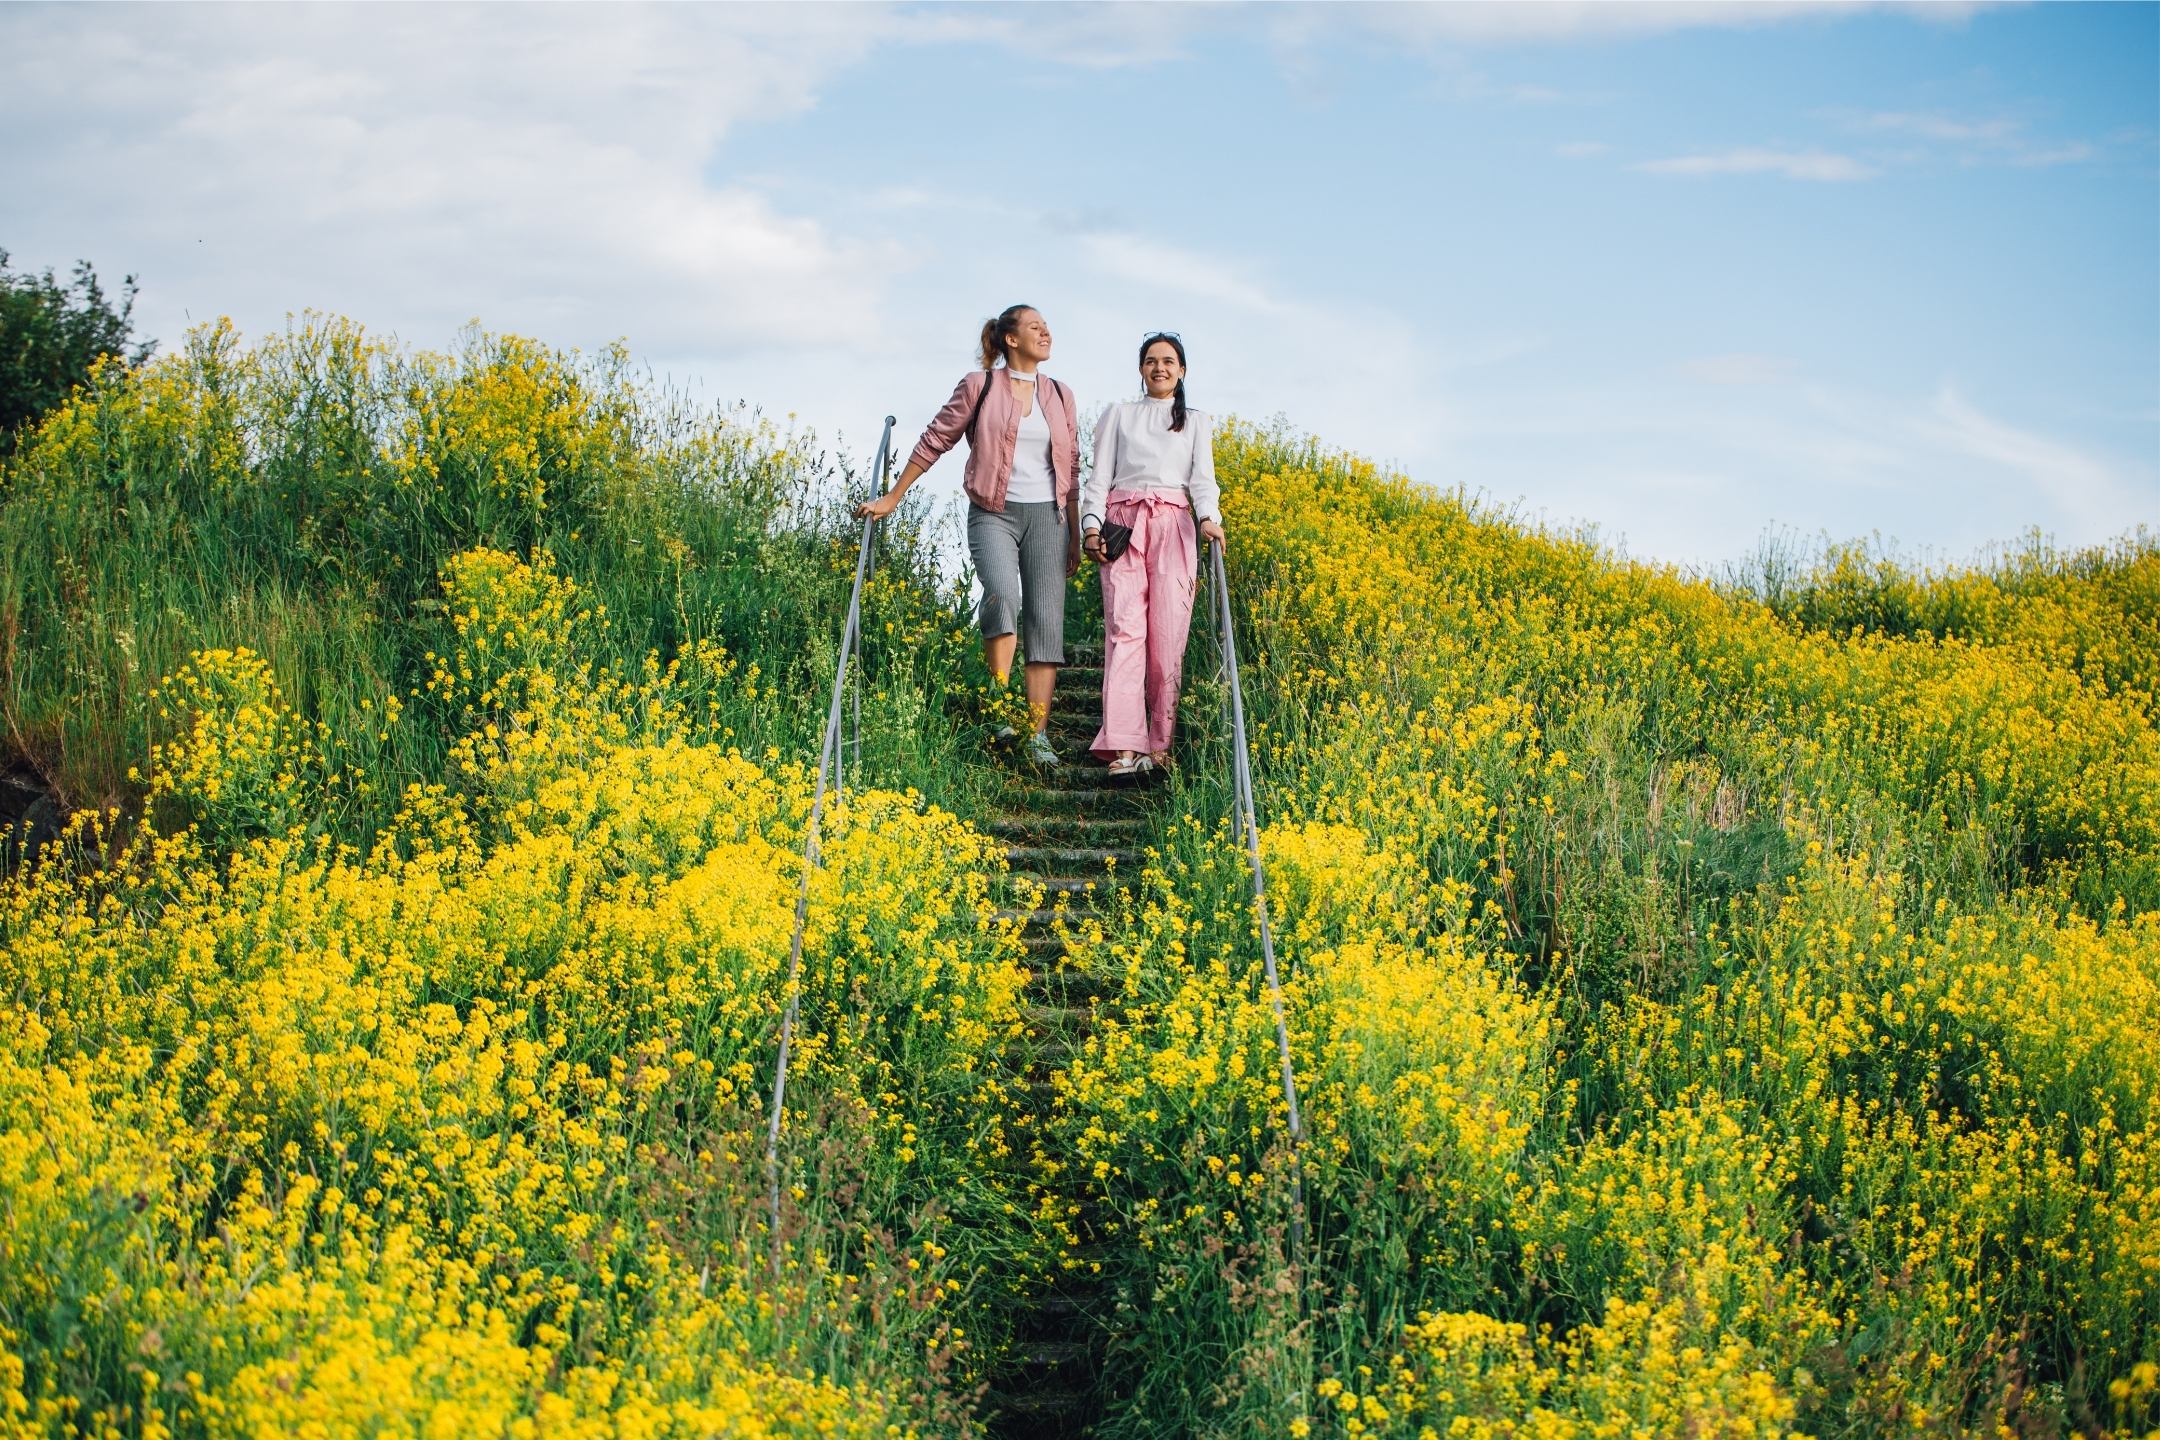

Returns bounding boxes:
[966,500,1067,666]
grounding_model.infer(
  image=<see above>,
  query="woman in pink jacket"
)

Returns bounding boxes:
[1081,333,1225,778]
[857,304,1082,767]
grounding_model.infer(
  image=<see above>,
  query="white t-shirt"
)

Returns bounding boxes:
[1082,398,1220,530]
[1004,380,1057,504]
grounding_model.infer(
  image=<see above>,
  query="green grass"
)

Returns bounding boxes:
[0,314,1036,1437]
[1042,425,2160,1438]
[0,315,1003,844]
[6,319,2156,1439]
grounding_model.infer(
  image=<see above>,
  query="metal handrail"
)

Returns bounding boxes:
[846,444,877,799]
[1206,542,1307,1260]
[764,415,896,1274]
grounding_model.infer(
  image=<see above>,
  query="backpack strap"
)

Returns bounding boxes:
[964,367,996,442]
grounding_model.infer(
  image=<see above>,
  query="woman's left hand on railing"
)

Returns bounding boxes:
[1199,518,1227,549]
[854,491,901,521]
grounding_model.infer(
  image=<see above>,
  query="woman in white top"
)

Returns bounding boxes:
[1081,333,1226,777]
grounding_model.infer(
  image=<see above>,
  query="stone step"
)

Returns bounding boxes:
[1004,786,1152,813]
[1021,935,1112,967]
[1024,968,1110,1007]
[1009,1339,1094,1369]
[1005,845,1131,871]
[1021,927,1113,957]
[984,1388,1095,1434]
[1010,752,1092,776]
[1021,1002,1094,1033]
[1029,762,1163,792]
[991,905,1101,928]
[1022,1285,1098,1319]
[978,656,1156,1440]
[987,815,1147,842]
[1020,1029,1086,1065]
[1046,715,1101,737]
[1000,798,1150,825]
[1031,875,1114,901]
[991,1340,1100,1413]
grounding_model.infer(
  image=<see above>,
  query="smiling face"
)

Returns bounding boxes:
[1140,339,1184,398]
[1006,309,1053,367]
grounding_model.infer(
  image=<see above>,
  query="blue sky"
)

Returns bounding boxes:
[5,2,2155,568]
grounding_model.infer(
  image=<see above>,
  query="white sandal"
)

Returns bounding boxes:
[1107,754,1155,779]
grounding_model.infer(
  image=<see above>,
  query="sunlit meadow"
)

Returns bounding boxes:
[1050,429,2158,1438]
[1,317,2154,1437]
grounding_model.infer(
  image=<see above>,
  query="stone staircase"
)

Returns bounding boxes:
[981,649,1158,1438]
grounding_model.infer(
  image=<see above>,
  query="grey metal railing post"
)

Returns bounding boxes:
[1207,542,1307,1261]
[851,432,892,792]
[764,415,896,1276]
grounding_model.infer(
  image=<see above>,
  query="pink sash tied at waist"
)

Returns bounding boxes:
[1106,488,1190,510]
[1103,488,1191,559]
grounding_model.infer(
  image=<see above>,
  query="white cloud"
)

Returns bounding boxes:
[909,0,1974,75]
[1444,371,2154,568]
[1681,354,1801,386]
[0,1,1486,541]
[1829,108,2101,169]
[1916,386,2152,535]
[1635,147,1881,181]
[1,5,901,357]
[2007,142,2096,168]
[1859,110,2021,142]
[4,0,2141,580]
[909,2,1199,68]
[1058,227,1458,473]
[1348,1,1988,45]
[1077,234,1287,316]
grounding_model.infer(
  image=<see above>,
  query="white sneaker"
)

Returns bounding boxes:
[1025,732,1062,768]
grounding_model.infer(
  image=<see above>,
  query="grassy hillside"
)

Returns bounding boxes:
[1,317,2154,1438]
[1050,430,2159,1437]
[0,316,1035,1437]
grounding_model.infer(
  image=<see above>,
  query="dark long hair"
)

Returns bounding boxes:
[980,304,1034,371]
[1140,332,1188,433]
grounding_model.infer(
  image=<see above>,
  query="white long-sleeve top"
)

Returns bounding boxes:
[1083,398,1220,531]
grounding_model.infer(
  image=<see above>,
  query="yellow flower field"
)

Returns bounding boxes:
[2,321,2153,1437]
[1041,426,2157,1437]
[1,322,1031,1437]
[1,549,1031,1437]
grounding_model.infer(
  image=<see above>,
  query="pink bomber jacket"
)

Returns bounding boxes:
[906,369,1081,513]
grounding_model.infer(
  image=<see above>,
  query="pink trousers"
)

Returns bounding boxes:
[1090,490,1198,760]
